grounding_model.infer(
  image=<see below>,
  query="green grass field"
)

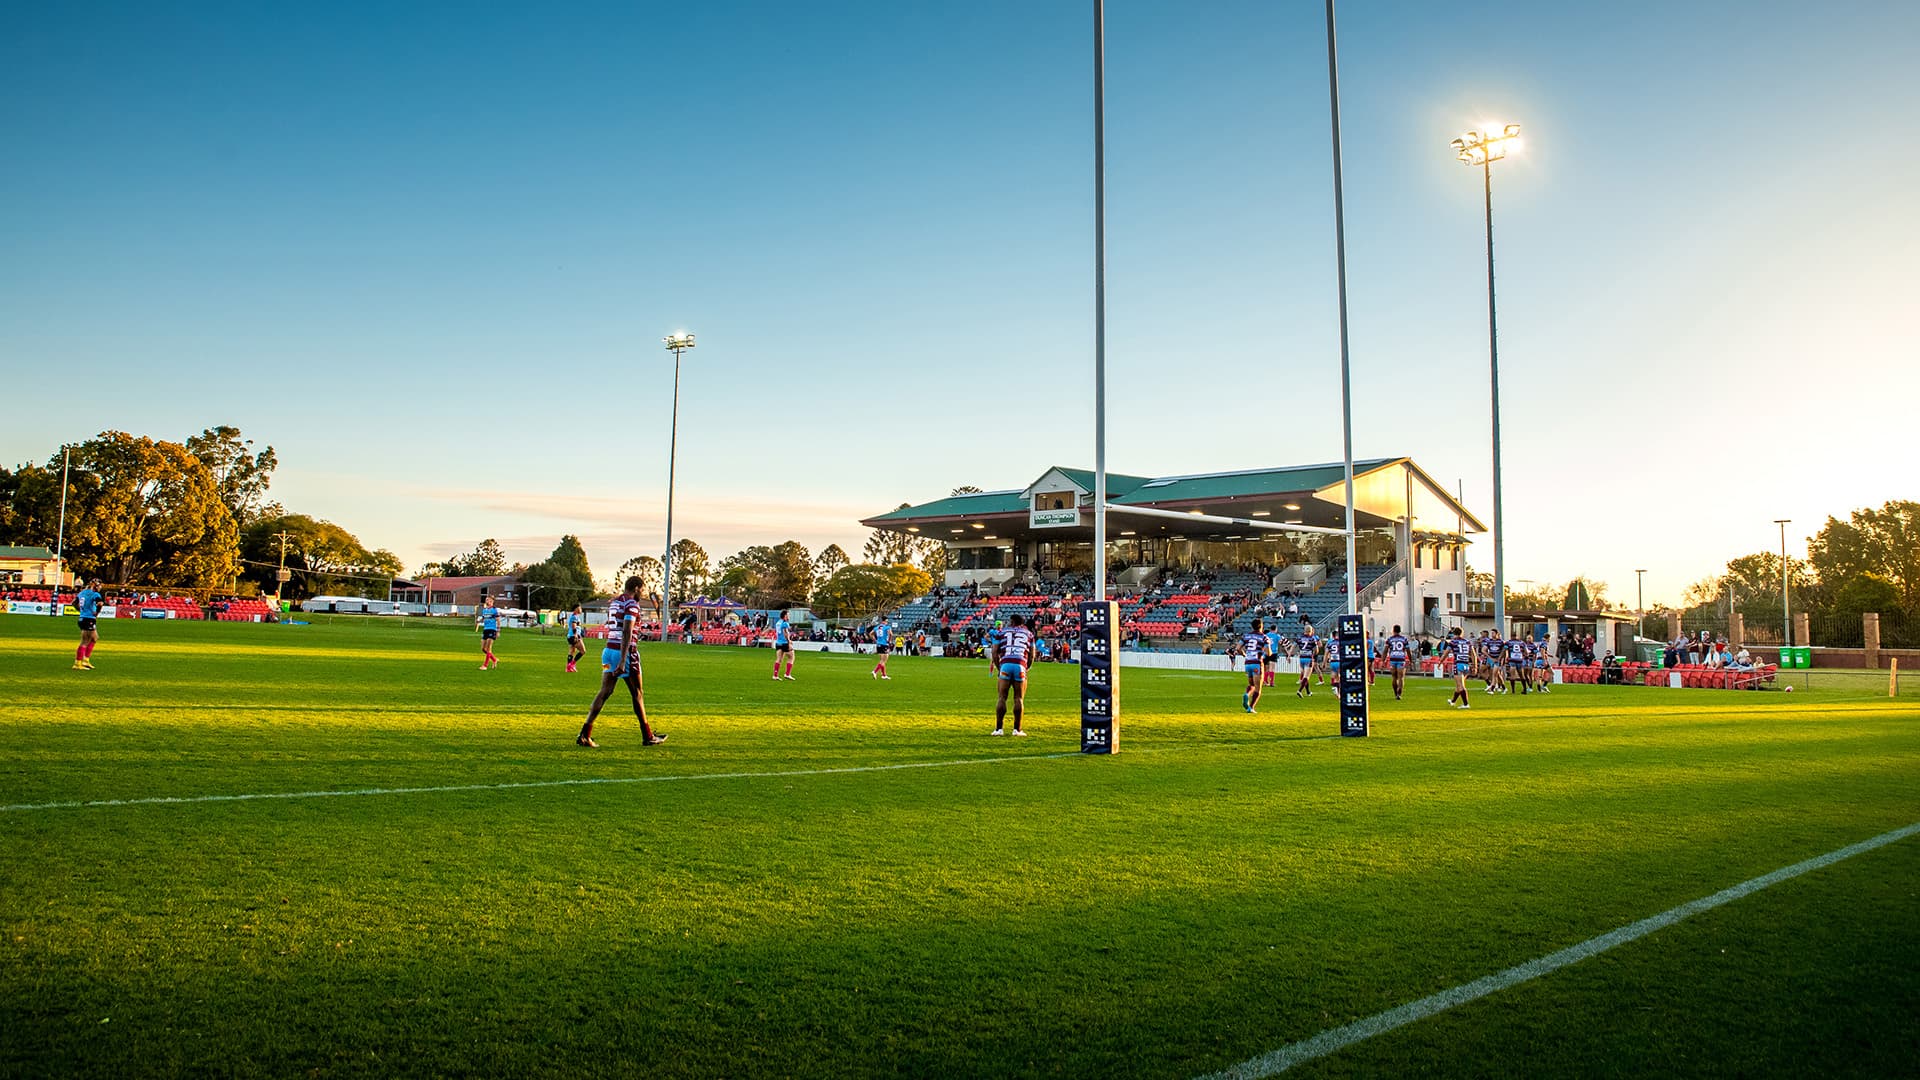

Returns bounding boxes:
[2,616,1916,1078]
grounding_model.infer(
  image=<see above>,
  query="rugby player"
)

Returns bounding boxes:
[72,578,103,670]
[475,593,501,670]
[1447,627,1474,709]
[772,608,796,680]
[1384,624,1412,701]
[565,604,585,673]
[1295,623,1319,698]
[577,576,666,748]
[870,618,893,680]
[1235,618,1272,713]
[989,613,1035,736]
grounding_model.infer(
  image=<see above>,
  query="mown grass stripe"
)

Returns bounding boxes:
[1198,819,1920,1079]
[0,751,1083,813]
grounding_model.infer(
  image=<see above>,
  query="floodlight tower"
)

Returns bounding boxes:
[661,331,695,641]
[1450,122,1522,638]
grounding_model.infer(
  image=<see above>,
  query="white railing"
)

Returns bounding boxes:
[1334,558,1410,622]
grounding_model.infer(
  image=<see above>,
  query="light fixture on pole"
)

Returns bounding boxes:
[1774,519,1791,646]
[1450,121,1522,638]
[661,331,695,642]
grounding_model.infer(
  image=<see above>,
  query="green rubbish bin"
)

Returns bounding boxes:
[1794,646,1811,669]
[1779,648,1793,668]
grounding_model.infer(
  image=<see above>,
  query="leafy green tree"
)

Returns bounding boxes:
[518,535,597,608]
[810,563,933,619]
[669,538,711,600]
[57,432,239,588]
[1718,552,1816,640]
[862,505,923,566]
[421,539,509,579]
[185,425,280,527]
[715,546,775,604]
[242,514,395,598]
[815,543,850,578]
[615,556,663,597]
[766,541,815,603]
[1809,501,1920,615]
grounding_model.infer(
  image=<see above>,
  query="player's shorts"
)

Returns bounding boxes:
[875,644,891,655]
[601,647,639,679]
[1243,661,1262,676]
[567,634,581,647]
[775,640,793,653]
[1388,658,1406,669]
[77,617,98,632]
[998,661,1027,683]
[482,629,498,640]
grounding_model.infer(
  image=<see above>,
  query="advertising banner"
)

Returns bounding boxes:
[1337,613,1370,737]
[1078,600,1120,754]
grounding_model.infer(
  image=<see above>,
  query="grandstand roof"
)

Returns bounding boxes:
[863,458,1486,544]
[0,545,56,560]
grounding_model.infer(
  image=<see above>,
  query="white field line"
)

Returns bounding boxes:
[1197,819,1920,1079]
[0,752,1083,813]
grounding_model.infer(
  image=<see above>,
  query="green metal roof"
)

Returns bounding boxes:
[865,490,1029,522]
[0,545,55,559]
[1113,459,1398,504]
[1052,468,1152,499]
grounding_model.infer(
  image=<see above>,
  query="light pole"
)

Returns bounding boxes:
[1774,519,1791,645]
[1451,122,1522,637]
[1325,0,1359,615]
[661,331,695,642]
[1635,568,1647,637]
[1092,0,1107,603]
[51,447,70,610]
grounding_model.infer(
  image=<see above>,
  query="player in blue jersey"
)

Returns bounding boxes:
[1235,618,1272,713]
[577,576,666,748]
[990,614,1035,736]
[72,578,104,670]
[564,604,585,673]
[1295,625,1319,698]
[1384,625,1412,701]
[772,608,796,680]
[1262,625,1283,688]
[870,618,894,680]
[474,594,502,670]
[1447,628,1474,709]
[1530,640,1552,693]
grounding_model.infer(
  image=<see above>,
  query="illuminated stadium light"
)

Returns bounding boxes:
[1251,510,1271,517]
[659,329,697,641]
[1282,503,1300,511]
[970,523,986,529]
[1451,117,1523,635]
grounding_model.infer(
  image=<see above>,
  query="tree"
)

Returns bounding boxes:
[615,556,663,597]
[54,432,239,589]
[185,425,280,527]
[1719,552,1816,640]
[815,543,851,578]
[951,485,984,496]
[715,546,776,604]
[668,538,711,600]
[421,539,509,579]
[862,505,924,566]
[1809,501,1920,616]
[242,514,396,598]
[766,541,815,603]
[519,535,597,609]
[809,563,933,619]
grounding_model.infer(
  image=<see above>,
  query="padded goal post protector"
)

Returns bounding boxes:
[1338,613,1370,737]
[1079,600,1120,754]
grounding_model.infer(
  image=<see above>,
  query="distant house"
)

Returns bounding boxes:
[0,546,67,588]
[389,575,517,612]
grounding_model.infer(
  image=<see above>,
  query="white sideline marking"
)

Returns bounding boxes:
[1197,819,1920,1079]
[0,752,1082,813]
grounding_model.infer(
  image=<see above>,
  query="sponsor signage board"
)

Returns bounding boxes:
[1337,613,1370,737]
[1079,600,1120,753]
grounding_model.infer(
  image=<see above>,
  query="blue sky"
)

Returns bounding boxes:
[4,1,1916,604]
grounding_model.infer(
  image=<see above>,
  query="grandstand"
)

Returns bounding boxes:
[863,459,1485,652]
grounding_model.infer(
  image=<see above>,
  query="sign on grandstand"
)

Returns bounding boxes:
[1079,600,1120,753]
[1337,613,1369,737]
[1031,507,1080,528]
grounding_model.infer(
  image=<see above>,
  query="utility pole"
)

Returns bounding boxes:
[272,531,293,610]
